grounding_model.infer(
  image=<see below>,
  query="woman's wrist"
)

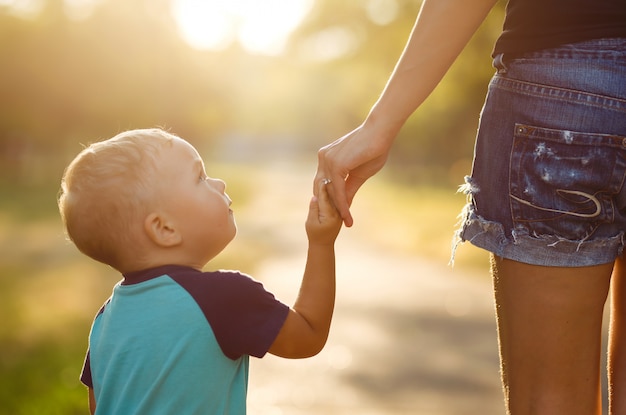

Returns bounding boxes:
[363,106,406,145]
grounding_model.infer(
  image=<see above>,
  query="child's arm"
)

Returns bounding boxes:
[268,180,342,358]
[88,387,96,415]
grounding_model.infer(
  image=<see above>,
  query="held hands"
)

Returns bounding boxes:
[314,123,393,227]
[305,178,343,245]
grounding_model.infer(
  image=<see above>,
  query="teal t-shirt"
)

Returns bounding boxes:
[81,265,289,415]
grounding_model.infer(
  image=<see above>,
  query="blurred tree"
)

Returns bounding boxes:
[0,0,235,184]
[0,0,505,186]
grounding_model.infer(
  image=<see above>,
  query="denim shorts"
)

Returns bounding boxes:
[457,38,626,267]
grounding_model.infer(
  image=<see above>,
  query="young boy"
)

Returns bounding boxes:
[58,128,342,415]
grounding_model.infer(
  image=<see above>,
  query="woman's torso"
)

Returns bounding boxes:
[494,0,626,57]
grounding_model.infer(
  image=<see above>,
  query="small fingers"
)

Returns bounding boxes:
[326,176,353,227]
[317,178,341,218]
[315,155,352,225]
[316,177,332,206]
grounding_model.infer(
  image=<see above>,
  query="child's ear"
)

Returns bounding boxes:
[144,212,182,247]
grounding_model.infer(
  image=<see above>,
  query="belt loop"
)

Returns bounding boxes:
[493,53,508,74]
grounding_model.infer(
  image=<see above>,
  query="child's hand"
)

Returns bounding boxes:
[305,179,342,245]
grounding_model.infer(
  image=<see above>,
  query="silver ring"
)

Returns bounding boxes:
[322,178,332,185]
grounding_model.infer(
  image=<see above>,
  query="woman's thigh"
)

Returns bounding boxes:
[492,255,613,415]
[609,257,626,414]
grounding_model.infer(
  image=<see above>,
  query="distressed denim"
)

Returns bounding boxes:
[457,38,626,267]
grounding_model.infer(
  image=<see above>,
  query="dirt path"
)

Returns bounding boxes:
[248,239,503,415]
[233,162,505,414]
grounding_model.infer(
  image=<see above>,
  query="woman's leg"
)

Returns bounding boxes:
[492,255,613,415]
[609,257,626,414]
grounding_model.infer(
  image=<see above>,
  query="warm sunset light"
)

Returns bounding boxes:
[171,0,312,55]
[1,1,511,411]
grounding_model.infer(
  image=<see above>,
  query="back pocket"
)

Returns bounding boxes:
[509,123,626,240]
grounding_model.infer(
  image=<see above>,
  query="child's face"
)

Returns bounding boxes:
[155,137,236,266]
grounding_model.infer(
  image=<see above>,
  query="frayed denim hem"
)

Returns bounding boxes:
[453,201,624,268]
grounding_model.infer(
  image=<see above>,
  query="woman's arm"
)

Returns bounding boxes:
[316,0,499,226]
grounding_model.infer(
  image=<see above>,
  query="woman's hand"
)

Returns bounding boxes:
[314,123,393,227]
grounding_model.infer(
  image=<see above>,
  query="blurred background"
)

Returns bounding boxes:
[0,0,516,413]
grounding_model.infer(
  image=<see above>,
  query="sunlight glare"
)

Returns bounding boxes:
[171,0,313,55]
[297,26,359,62]
[0,0,102,20]
[171,1,234,51]
[0,0,43,18]
[366,0,399,26]
[64,0,103,21]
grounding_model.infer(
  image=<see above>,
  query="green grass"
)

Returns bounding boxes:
[0,328,89,415]
[0,261,94,415]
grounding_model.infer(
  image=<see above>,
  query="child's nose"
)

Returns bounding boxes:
[212,178,226,192]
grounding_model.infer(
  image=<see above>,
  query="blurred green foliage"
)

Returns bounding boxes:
[0,0,505,187]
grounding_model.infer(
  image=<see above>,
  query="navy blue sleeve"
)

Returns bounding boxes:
[80,351,92,388]
[173,270,290,360]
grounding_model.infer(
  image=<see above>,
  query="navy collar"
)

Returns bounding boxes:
[121,264,199,285]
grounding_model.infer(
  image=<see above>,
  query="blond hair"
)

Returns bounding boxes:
[58,128,177,268]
